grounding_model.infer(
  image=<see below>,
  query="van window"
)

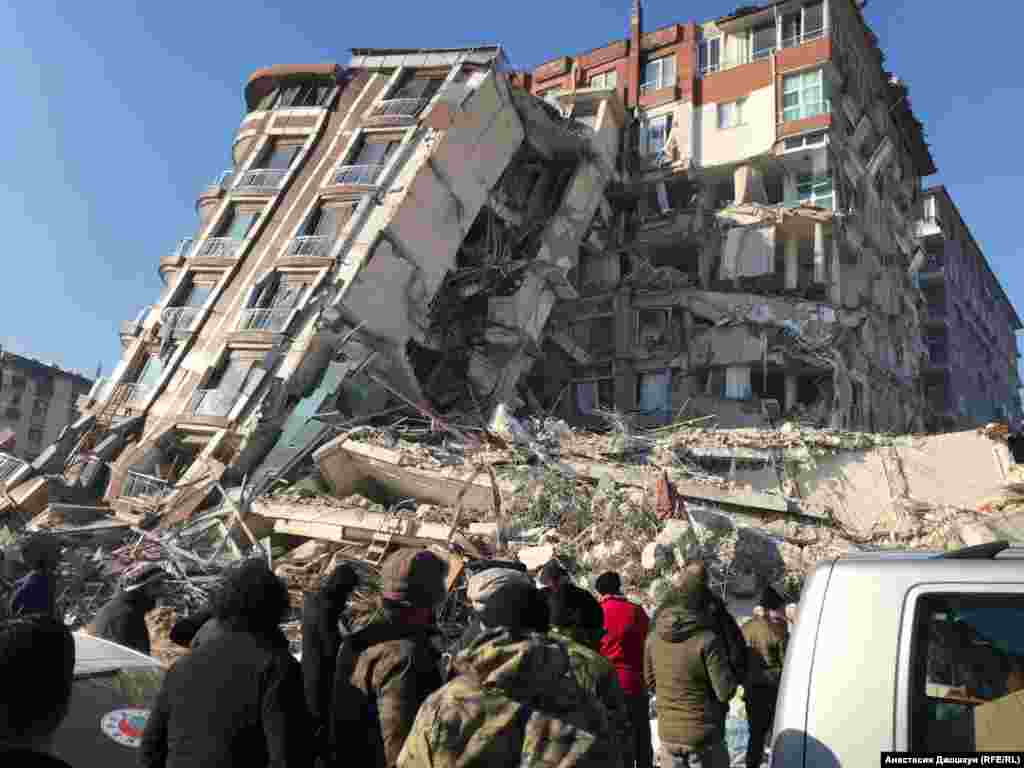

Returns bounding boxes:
[910,595,1024,751]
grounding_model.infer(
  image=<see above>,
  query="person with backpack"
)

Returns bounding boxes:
[397,568,620,768]
[645,565,739,768]
[330,549,447,768]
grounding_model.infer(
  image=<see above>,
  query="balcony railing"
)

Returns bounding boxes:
[288,235,334,258]
[161,306,202,332]
[233,168,288,194]
[194,237,242,259]
[120,383,153,403]
[122,471,170,500]
[0,452,28,483]
[189,389,238,418]
[334,164,386,186]
[169,238,196,260]
[239,308,292,332]
[371,98,428,118]
[781,28,826,49]
[781,100,831,123]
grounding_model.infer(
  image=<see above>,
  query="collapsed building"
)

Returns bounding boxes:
[527,0,944,432]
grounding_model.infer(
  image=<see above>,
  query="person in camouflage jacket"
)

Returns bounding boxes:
[549,583,632,768]
[397,572,621,768]
[741,587,789,768]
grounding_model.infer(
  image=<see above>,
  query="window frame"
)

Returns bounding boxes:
[640,56,676,94]
[794,171,834,209]
[332,127,410,188]
[588,70,618,89]
[639,113,673,157]
[782,130,828,152]
[750,22,777,61]
[781,1,825,48]
[717,98,746,130]
[699,37,722,76]
[782,68,828,123]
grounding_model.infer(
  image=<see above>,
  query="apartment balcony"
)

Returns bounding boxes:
[160,306,202,334]
[159,238,196,274]
[781,28,826,49]
[120,383,154,404]
[288,235,334,258]
[193,237,242,261]
[367,98,428,125]
[238,308,291,333]
[333,163,386,187]
[188,389,238,419]
[0,452,28,483]
[121,471,170,500]
[119,306,154,345]
[232,168,288,195]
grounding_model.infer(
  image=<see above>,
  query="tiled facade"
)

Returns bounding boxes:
[917,187,1022,429]
[0,353,92,463]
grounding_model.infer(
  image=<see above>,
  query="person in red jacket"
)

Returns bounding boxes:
[596,571,652,768]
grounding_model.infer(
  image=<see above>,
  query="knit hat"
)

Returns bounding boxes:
[594,571,621,596]
[467,568,534,629]
[379,549,448,609]
[760,585,785,611]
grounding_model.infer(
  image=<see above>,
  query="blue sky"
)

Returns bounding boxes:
[2,0,1022,379]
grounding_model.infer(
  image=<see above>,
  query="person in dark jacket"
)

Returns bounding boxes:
[168,607,215,649]
[597,570,653,768]
[332,548,447,768]
[741,587,789,768]
[140,557,312,768]
[9,534,60,618]
[302,562,359,762]
[87,563,166,655]
[645,567,738,768]
[0,615,76,767]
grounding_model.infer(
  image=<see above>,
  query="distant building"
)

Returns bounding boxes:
[0,353,93,464]
[915,186,1022,430]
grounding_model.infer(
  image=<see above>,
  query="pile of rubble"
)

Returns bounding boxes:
[1,406,1020,660]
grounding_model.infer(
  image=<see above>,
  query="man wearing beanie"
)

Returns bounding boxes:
[645,566,737,768]
[398,569,620,768]
[596,571,652,768]
[740,586,789,768]
[332,548,447,768]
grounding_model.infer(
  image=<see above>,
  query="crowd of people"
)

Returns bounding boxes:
[0,534,793,768]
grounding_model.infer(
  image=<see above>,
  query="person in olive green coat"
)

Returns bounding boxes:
[645,568,738,768]
[741,587,789,768]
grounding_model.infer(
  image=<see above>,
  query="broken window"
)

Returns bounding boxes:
[336,133,403,185]
[391,72,445,101]
[576,378,614,416]
[637,310,671,348]
[717,98,746,130]
[641,56,676,93]
[192,352,259,418]
[782,69,827,122]
[724,365,753,400]
[293,202,356,256]
[750,22,777,60]
[636,370,671,421]
[588,70,618,89]
[639,114,672,157]
[698,37,721,75]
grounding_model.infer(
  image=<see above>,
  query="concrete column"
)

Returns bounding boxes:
[830,233,842,304]
[785,235,799,290]
[785,374,798,413]
[813,221,827,284]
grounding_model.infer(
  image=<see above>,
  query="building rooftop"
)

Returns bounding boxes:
[0,351,94,388]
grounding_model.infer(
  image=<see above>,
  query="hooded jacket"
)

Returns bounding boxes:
[397,628,622,768]
[644,605,738,750]
[741,615,788,689]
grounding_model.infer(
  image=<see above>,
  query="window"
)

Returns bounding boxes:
[259,142,302,171]
[28,428,43,445]
[588,70,618,89]
[793,172,834,209]
[216,207,259,239]
[725,365,753,400]
[641,56,676,93]
[782,69,828,122]
[751,23,776,60]
[699,38,721,75]
[909,594,1024,752]
[636,370,671,422]
[255,79,334,110]
[717,98,746,129]
[639,114,672,157]
[783,130,827,151]
[391,73,445,102]
[293,203,356,256]
[130,355,166,392]
[576,379,614,416]
[193,353,261,418]
[781,1,825,48]
[241,272,310,331]
[336,133,403,185]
